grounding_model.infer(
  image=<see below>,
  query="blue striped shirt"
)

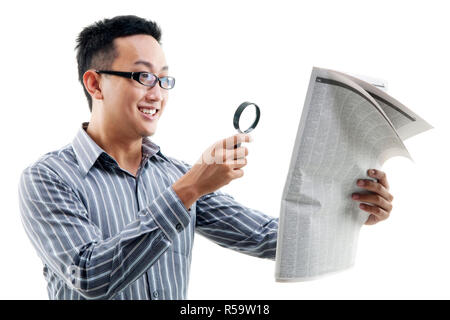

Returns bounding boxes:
[18,122,278,300]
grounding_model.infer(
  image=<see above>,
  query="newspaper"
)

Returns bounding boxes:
[274,67,432,282]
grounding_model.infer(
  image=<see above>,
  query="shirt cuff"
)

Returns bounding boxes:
[142,185,192,241]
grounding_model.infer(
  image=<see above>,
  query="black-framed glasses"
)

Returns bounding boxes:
[95,70,175,89]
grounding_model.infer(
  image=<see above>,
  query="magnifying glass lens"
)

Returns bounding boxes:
[233,102,261,148]
[238,105,258,133]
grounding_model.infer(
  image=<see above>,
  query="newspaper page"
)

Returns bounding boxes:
[275,67,433,282]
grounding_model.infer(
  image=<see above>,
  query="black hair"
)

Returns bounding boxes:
[75,15,162,112]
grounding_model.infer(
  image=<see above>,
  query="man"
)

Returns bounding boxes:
[18,15,394,300]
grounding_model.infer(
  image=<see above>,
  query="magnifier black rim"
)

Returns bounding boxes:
[233,101,260,134]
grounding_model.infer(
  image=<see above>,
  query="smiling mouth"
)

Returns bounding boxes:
[138,107,159,115]
[138,107,160,119]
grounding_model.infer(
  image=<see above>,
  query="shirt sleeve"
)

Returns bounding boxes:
[195,189,279,260]
[18,162,191,300]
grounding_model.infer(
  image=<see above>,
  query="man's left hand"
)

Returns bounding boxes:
[352,169,394,225]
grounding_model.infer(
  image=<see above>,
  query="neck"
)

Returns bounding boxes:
[86,116,142,174]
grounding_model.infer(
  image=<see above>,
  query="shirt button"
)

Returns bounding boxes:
[152,290,159,298]
[176,224,182,232]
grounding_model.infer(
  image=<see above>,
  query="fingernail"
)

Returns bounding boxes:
[352,193,359,200]
[370,169,376,175]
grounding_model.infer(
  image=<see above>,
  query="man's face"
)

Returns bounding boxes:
[99,34,169,138]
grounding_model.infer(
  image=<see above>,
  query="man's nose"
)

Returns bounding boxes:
[145,83,163,101]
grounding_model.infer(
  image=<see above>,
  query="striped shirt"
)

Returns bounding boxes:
[18,122,278,300]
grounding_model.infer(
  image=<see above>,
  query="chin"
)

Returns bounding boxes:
[142,126,157,137]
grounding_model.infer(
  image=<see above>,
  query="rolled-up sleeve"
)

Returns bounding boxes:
[195,190,279,260]
[18,163,191,300]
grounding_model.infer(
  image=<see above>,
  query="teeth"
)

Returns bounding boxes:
[140,108,157,115]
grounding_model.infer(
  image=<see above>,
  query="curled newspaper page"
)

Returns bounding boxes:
[275,67,433,282]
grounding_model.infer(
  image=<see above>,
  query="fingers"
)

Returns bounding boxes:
[227,146,248,160]
[219,133,252,150]
[230,168,244,179]
[229,157,247,169]
[204,134,250,165]
[352,169,394,226]
[368,169,390,190]
[213,146,248,163]
[363,208,389,225]
[354,178,394,202]
[360,204,390,225]
[352,192,393,212]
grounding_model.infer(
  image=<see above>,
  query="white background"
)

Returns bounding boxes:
[0,0,449,299]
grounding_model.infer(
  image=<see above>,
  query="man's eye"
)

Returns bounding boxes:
[139,73,157,83]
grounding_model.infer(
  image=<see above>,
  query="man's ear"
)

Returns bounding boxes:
[83,70,103,101]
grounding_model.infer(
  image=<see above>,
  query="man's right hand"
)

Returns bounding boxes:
[172,133,252,210]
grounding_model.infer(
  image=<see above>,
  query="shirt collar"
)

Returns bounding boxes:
[142,136,170,162]
[72,122,169,177]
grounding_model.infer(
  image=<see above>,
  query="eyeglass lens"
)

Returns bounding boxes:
[139,73,174,89]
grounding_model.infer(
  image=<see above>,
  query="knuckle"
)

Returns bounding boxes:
[374,195,382,203]
[375,183,382,192]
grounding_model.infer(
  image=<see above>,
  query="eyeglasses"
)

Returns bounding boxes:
[95,70,175,89]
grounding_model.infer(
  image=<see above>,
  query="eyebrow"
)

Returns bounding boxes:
[134,60,169,72]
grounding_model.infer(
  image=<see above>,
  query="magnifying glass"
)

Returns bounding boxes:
[233,101,260,148]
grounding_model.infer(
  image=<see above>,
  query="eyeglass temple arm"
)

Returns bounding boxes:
[95,70,134,78]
